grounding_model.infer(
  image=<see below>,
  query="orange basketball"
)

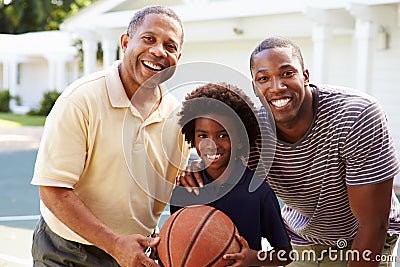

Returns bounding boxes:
[157,205,241,267]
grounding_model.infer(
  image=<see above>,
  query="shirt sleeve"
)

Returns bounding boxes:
[343,102,400,186]
[247,107,276,180]
[31,97,88,188]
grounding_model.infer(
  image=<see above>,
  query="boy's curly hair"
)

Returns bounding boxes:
[179,82,260,152]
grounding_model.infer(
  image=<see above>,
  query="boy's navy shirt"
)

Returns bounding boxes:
[170,163,290,250]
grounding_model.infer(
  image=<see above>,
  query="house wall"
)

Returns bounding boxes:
[325,36,356,88]
[178,39,260,103]
[18,60,49,109]
[371,26,400,158]
[0,31,78,111]
[8,59,80,110]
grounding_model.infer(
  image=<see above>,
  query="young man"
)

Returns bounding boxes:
[182,36,400,267]
[31,6,189,267]
[235,36,400,266]
[170,82,292,266]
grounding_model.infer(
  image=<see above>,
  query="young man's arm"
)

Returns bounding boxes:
[223,234,292,266]
[347,178,393,267]
[39,186,160,267]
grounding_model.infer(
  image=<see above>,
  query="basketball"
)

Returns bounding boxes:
[157,205,241,267]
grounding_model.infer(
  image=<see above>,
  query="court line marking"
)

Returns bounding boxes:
[0,253,31,266]
[0,215,37,266]
[0,215,40,222]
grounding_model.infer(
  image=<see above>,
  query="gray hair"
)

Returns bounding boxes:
[126,5,184,47]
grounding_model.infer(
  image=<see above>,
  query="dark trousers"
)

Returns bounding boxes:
[32,217,120,267]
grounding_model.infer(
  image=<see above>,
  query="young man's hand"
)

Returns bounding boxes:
[176,160,204,195]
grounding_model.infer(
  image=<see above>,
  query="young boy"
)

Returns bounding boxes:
[169,82,292,266]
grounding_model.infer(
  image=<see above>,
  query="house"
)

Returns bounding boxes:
[0,31,79,112]
[1,0,400,177]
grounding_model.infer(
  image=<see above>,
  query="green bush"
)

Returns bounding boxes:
[13,95,22,105]
[0,90,11,112]
[28,90,61,116]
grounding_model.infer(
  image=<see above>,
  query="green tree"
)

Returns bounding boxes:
[0,0,93,34]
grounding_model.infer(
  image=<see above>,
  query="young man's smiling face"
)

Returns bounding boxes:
[120,13,182,92]
[251,47,311,130]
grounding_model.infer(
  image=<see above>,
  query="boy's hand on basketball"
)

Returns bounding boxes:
[223,234,254,267]
[177,160,204,195]
[110,234,161,267]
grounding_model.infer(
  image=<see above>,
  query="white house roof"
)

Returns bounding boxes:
[0,31,76,62]
[60,0,400,43]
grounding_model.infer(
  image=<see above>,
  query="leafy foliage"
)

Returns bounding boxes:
[28,90,61,116]
[0,0,94,34]
[0,90,11,112]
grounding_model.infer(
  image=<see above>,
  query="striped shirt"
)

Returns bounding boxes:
[250,84,400,246]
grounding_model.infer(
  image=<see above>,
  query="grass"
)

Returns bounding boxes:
[0,112,46,128]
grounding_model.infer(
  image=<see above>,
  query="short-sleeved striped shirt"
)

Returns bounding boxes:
[251,84,400,246]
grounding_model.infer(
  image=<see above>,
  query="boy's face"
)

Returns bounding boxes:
[194,115,239,180]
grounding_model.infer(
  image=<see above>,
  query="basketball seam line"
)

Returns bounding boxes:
[180,208,218,267]
[206,223,237,267]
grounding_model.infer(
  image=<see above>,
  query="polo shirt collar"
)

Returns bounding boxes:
[202,162,247,186]
[106,61,130,108]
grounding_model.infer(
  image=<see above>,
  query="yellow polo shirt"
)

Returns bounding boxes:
[32,61,189,244]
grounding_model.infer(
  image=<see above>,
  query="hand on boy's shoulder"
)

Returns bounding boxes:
[176,161,204,195]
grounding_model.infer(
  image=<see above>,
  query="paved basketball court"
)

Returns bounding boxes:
[0,126,42,266]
